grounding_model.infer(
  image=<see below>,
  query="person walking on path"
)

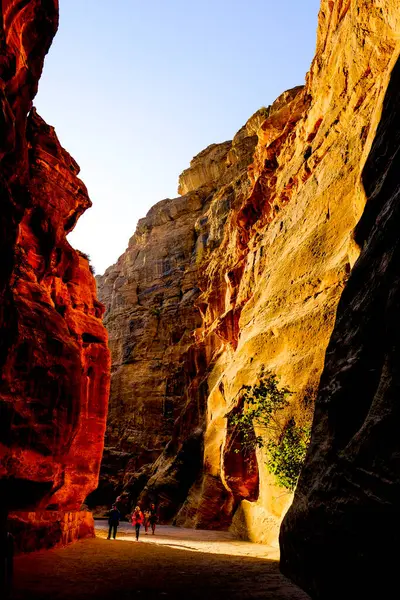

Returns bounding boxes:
[149,503,158,535]
[131,506,144,541]
[143,509,150,535]
[107,504,121,540]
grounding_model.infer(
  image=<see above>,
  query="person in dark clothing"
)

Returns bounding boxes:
[107,505,121,539]
[149,503,158,535]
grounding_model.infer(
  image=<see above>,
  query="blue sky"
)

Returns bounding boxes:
[36,0,320,274]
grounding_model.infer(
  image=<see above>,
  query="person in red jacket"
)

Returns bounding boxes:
[131,506,144,541]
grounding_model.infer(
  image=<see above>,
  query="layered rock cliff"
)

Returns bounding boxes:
[97,0,399,547]
[93,122,260,515]
[0,0,110,551]
[280,37,400,600]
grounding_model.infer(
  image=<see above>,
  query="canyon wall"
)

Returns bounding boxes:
[280,42,400,600]
[0,0,110,550]
[93,124,260,516]
[97,0,399,546]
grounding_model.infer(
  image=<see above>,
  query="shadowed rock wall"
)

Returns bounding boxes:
[0,0,110,550]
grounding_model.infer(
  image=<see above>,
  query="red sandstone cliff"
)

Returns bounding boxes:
[96,0,400,548]
[0,0,110,551]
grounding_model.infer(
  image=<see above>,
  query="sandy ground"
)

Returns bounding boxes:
[12,520,310,600]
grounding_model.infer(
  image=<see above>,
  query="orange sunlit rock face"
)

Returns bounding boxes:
[95,93,312,530]
[0,0,110,546]
[96,0,400,547]
[280,7,400,599]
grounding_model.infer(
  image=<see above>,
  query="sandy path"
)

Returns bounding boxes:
[12,521,310,600]
[96,521,281,559]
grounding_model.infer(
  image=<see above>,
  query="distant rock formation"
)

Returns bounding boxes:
[93,118,260,519]
[0,1,110,551]
[95,0,400,549]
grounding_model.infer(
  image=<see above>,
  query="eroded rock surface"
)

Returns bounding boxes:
[97,0,399,547]
[280,46,400,600]
[93,121,260,516]
[0,0,110,549]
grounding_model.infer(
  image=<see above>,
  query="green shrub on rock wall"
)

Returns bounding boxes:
[228,368,311,492]
[267,418,311,491]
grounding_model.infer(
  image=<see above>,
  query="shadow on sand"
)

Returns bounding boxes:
[12,534,310,600]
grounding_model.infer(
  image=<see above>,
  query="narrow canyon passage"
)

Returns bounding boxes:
[12,522,310,600]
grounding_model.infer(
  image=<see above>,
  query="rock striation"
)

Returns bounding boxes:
[93,125,260,517]
[0,0,110,550]
[97,0,399,551]
[280,36,400,600]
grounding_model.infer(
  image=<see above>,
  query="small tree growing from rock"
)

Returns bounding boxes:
[228,367,311,491]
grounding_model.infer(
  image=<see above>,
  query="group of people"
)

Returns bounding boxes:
[107,502,158,542]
